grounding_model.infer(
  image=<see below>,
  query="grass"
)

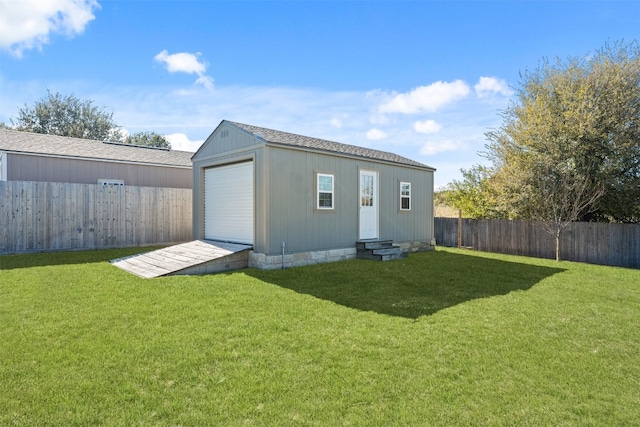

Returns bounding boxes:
[1,247,639,426]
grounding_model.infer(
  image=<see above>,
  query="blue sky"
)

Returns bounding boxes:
[1,1,638,188]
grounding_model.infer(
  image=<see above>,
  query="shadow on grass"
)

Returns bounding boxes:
[246,250,566,319]
[0,247,162,270]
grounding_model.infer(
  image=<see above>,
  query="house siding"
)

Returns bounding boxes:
[264,146,356,255]
[192,124,263,160]
[262,145,434,255]
[191,124,266,251]
[6,153,192,188]
[378,164,434,243]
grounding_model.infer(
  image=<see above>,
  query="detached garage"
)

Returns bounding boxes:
[192,120,436,269]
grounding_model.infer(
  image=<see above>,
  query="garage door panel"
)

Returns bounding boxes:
[204,161,253,244]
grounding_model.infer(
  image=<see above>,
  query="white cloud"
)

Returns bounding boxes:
[419,140,461,155]
[366,128,388,140]
[330,113,355,129]
[0,0,99,57]
[112,127,130,141]
[474,76,513,98]
[154,50,214,89]
[154,50,206,75]
[413,119,442,134]
[379,80,470,114]
[164,133,204,152]
[195,75,214,91]
[0,79,506,190]
[369,113,389,125]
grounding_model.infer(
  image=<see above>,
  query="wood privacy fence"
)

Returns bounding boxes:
[0,181,192,254]
[435,217,640,269]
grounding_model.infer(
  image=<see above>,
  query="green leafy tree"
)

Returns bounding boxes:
[124,131,171,149]
[12,90,122,141]
[482,41,639,259]
[443,165,506,219]
[491,41,639,223]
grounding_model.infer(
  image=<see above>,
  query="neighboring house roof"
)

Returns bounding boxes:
[0,129,193,168]
[226,121,435,171]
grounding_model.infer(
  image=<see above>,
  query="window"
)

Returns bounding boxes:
[400,181,411,211]
[361,174,374,207]
[317,173,334,210]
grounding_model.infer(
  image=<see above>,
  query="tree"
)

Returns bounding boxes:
[443,165,506,219]
[124,131,171,149]
[12,90,122,141]
[482,41,639,259]
[506,152,603,261]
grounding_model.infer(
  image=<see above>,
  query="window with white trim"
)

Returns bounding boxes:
[317,173,334,210]
[400,181,411,211]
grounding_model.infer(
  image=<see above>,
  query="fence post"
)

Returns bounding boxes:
[458,209,462,249]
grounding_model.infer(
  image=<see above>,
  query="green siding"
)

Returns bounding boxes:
[194,125,262,159]
[263,146,433,255]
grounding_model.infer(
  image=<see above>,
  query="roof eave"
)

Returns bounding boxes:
[264,141,436,172]
[4,149,192,169]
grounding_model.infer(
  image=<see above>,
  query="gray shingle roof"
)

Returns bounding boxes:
[227,121,435,170]
[0,129,193,168]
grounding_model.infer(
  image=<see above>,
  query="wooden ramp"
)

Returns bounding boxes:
[110,240,252,278]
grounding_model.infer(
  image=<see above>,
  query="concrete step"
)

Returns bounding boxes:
[356,249,408,261]
[372,247,403,256]
[356,239,394,250]
[355,239,408,262]
[381,251,408,261]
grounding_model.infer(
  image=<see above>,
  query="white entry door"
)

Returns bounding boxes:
[359,169,379,240]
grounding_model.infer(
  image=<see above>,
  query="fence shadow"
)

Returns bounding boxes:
[0,247,162,270]
[246,250,566,319]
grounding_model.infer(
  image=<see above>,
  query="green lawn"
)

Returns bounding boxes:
[1,247,639,426]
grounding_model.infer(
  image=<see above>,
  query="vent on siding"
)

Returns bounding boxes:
[220,130,229,138]
[98,179,124,186]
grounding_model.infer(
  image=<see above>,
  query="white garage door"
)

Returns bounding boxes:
[204,161,254,245]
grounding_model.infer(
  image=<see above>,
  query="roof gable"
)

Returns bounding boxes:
[0,129,193,168]
[226,121,435,170]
